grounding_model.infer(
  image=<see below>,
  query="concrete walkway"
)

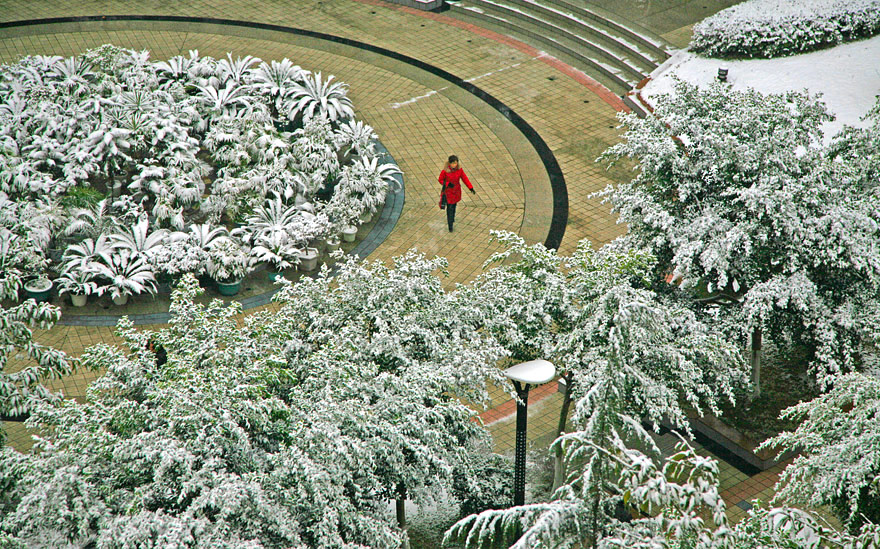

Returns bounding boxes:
[1,0,778,524]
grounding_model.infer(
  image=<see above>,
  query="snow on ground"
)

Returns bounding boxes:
[641,33,880,142]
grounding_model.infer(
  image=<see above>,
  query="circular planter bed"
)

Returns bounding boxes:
[0,44,401,313]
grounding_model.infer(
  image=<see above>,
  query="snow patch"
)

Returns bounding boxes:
[642,34,880,141]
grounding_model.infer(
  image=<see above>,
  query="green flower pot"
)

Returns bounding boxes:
[217,280,242,296]
[24,280,52,303]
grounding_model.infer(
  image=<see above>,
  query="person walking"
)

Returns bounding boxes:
[438,155,475,232]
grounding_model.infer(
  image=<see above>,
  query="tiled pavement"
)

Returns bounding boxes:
[1,0,783,523]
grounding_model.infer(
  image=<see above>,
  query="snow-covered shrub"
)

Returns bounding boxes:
[451,450,513,516]
[0,227,46,301]
[691,0,880,58]
[144,231,208,280]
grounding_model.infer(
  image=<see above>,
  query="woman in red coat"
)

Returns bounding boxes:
[438,155,475,232]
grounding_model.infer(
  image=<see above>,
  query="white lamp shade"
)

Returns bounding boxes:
[503,359,556,385]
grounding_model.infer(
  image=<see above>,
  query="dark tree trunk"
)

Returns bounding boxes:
[395,482,406,530]
[751,326,762,398]
[552,372,574,492]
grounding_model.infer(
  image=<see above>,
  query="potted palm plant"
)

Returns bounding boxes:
[56,266,103,307]
[95,252,158,306]
[207,237,250,296]
[250,231,297,282]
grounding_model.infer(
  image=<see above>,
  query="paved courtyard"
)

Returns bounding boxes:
[1,0,782,524]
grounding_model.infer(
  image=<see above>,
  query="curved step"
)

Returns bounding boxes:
[542,0,672,62]
[450,2,635,94]
[449,3,632,95]
[509,0,664,70]
[461,0,652,82]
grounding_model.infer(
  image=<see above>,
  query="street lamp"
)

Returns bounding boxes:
[503,359,556,506]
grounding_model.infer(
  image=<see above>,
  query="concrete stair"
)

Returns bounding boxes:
[446,0,672,103]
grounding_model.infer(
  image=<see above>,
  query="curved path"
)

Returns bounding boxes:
[0,0,629,451]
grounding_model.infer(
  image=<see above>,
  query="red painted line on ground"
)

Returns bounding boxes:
[353,0,629,112]
[477,379,559,425]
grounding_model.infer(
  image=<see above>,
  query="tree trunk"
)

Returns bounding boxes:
[396,483,409,549]
[395,482,406,530]
[750,326,762,398]
[552,372,574,493]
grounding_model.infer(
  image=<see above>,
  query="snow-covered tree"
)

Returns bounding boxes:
[447,232,746,548]
[600,80,880,385]
[0,300,75,435]
[0,249,510,547]
[761,372,880,532]
[580,436,878,549]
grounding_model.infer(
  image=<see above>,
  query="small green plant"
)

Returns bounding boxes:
[60,185,105,209]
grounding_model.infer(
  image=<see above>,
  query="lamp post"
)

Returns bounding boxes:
[503,359,556,507]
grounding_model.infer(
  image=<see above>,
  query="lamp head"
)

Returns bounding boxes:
[503,359,556,385]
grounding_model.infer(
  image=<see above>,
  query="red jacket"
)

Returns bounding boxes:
[439,168,473,205]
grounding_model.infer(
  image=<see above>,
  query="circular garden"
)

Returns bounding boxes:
[0,44,400,311]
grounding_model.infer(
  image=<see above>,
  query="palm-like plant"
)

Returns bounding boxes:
[334,119,377,159]
[55,266,103,297]
[235,196,298,245]
[109,217,167,258]
[285,72,355,123]
[198,82,254,118]
[94,252,157,300]
[50,56,96,90]
[188,223,229,250]
[250,58,304,103]
[153,54,194,85]
[249,230,297,272]
[60,234,114,273]
[64,198,118,238]
[216,54,261,85]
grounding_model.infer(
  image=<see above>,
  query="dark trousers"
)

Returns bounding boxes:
[446,202,457,230]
